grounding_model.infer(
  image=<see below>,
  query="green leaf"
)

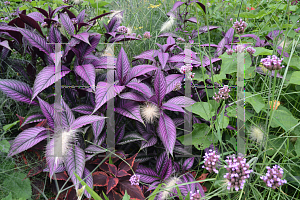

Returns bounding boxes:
[245,67,255,79]
[226,104,254,121]
[177,123,217,150]
[192,68,209,82]
[269,106,299,132]
[289,71,300,85]
[74,172,103,200]
[238,10,271,19]
[252,47,273,56]
[186,102,215,121]
[3,120,19,132]
[2,192,12,200]
[219,54,237,74]
[2,172,32,199]
[122,190,131,200]
[266,135,295,157]
[295,139,300,157]
[245,92,265,113]
[217,115,229,129]
[0,139,10,153]
[148,183,162,200]
[102,191,109,200]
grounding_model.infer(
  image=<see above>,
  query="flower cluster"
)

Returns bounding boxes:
[143,31,151,39]
[224,155,253,191]
[179,65,195,80]
[71,18,78,24]
[260,165,287,189]
[295,27,300,33]
[177,37,185,42]
[226,48,234,55]
[246,46,256,55]
[235,44,245,53]
[4,1,10,5]
[260,55,284,71]
[202,149,220,174]
[116,26,128,34]
[233,18,247,35]
[213,85,230,103]
[129,174,140,186]
[189,190,202,200]
[62,0,69,3]
[137,34,142,39]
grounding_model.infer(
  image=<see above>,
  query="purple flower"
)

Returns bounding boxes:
[63,0,69,3]
[4,17,9,21]
[233,18,247,35]
[223,154,253,191]
[189,190,202,200]
[260,55,284,71]
[213,85,230,103]
[4,1,10,5]
[177,37,185,42]
[202,149,220,174]
[230,18,233,21]
[41,22,47,28]
[246,46,256,55]
[132,33,136,37]
[295,27,300,33]
[137,34,142,39]
[143,31,151,39]
[235,44,245,53]
[129,174,140,185]
[260,165,287,189]
[116,26,128,34]
[226,48,234,55]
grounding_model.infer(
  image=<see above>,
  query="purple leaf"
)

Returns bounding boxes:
[0,40,11,51]
[72,105,94,115]
[116,47,130,85]
[65,145,85,191]
[185,17,197,23]
[73,32,90,45]
[83,33,101,57]
[59,98,75,128]
[8,127,49,157]
[49,25,61,44]
[21,114,46,128]
[161,158,173,180]
[88,12,112,22]
[27,12,45,22]
[161,102,185,113]
[91,114,105,140]
[134,49,158,60]
[0,79,38,105]
[140,135,157,150]
[115,102,144,124]
[74,64,96,91]
[126,65,157,83]
[157,33,179,38]
[196,2,206,14]
[109,35,140,43]
[154,70,167,106]
[171,1,185,11]
[33,7,48,18]
[126,82,154,99]
[147,181,161,191]
[167,96,196,107]
[37,97,60,129]
[19,28,51,55]
[156,152,167,174]
[76,9,85,24]
[107,11,124,32]
[69,115,106,130]
[119,92,146,102]
[32,65,71,101]
[80,168,93,198]
[165,74,183,94]
[85,145,106,154]
[137,174,160,184]
[167,36,176,45]
[199,44,219,48]
[158,52,169,69]
[60,13,74,36]
[157,112,176,156]
[19,14,44,37]
[51,5,72,18]
[93,82,125,114]
[116,124,125,143]
[182,157,194,171]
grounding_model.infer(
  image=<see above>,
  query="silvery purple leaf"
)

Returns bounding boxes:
[157,112,176,156]
[119,92,146,102]
[93,82,125,114]
[0,40,11,51]
[107,11,124,32]
[173,118,184,126]
[8,127,49,157]
[154,70,167,106]
[156,151,167,173]
[182,157,194,171]
[27,12,44,22]
[140,135,157,150]
[43,164,65,173]
[60,13,74,36]
[32,65,71,101]
[37,97,60,129]
[21,114,46,128]
[166,96,196,107]
[76,9,85,24]
[157,33,179,38]
[147,181,161,191]
[167,36,176,45]
[80,168,93,198]
[115,102,144,124]
[165,74,183,94]
[73,32,90,45]
[126,65,157,84]
[59,98,75,128]
[116,124,125,143]
[171,1,185,11]
[49,25,61,44]
[185,17,197,23]
[50,5,72,18]
[88,12,112,22]
[19,28,51,55]
[126,82,154,98]
[240,34,261,47]
[91,113,105,140]
[158,52,169,69]
[134,49,158,59]
[85,145,106,154]
[161,102,185,113]
[74,64,96,92]
[266,30,283,41]
[199,44,219,48]
[118,132,146,145]
[116,47,130,85]
[0,79,38,105]
[109,35,140,43]
[69,115,106,130]
[64,145,85,191]
[72,105,94,115]
[213,38,226,58]
[84,33,101,57]
[161,158,173,180]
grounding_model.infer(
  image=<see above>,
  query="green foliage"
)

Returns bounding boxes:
[2,172,32,199]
